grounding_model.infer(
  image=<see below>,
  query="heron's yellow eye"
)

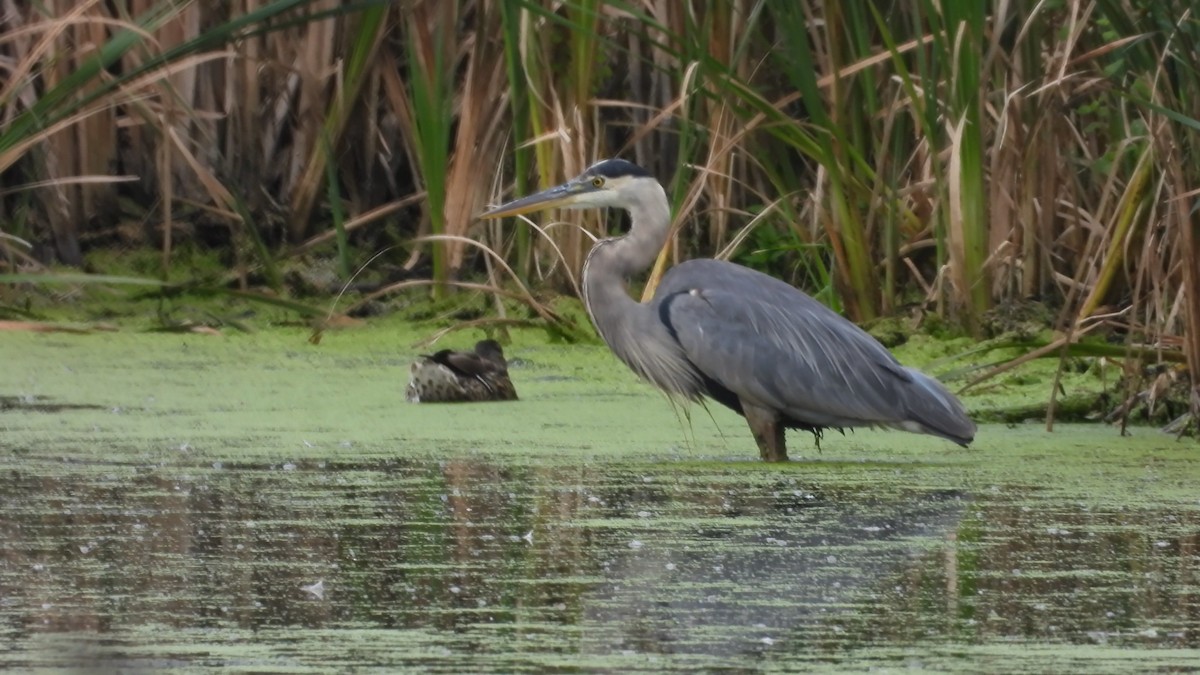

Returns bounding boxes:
[591,176,605,188]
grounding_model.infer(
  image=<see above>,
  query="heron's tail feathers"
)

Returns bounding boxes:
[898,368,976,446]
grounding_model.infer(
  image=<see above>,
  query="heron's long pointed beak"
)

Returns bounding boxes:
[479,181,589,219]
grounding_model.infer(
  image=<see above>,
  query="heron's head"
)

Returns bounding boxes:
[479,159,656,219]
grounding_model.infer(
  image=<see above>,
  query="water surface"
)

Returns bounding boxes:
[2,329,1198,672]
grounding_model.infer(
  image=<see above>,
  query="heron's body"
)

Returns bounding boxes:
[406,339,518,403]
[482,159,975,460]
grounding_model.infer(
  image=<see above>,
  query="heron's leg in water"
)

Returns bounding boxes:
[741,400,788,462]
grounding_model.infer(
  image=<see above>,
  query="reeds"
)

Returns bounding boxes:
[1,0,1198,425]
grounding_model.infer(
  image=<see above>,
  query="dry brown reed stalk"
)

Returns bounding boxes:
[283,0,339,238]
[3,1,121,263]
[441,0,511,275]
[1153,114,1200,429]
[290,2,388,235]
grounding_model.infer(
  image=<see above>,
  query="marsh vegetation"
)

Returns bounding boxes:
[1,0,1198,427]
[2,5,1200,667]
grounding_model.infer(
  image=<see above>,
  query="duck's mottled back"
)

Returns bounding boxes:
[405,340,518,403]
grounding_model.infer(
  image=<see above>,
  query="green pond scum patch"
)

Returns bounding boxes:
[1,323,1198,672]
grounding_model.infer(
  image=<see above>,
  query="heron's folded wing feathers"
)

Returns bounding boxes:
[657,261,912,426]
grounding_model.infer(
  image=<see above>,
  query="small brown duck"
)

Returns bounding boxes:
[405,339,518,403]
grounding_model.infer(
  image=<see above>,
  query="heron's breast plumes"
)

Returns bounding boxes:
[609,321,705,402]
[582,249,704,403]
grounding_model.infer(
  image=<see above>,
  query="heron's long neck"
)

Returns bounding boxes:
[581,183,671,343]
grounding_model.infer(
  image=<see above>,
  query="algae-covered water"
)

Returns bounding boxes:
[2,324,1198,672]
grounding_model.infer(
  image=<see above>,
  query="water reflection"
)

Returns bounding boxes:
[572,488,966,665]
[0,456,1197,671]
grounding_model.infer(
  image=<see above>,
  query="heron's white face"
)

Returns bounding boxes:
[559,174,645,210]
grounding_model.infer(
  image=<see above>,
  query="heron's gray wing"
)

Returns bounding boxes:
[656,260,912,427]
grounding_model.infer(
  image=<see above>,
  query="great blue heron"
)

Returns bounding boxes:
[480,159,975,461]
[406,339,518,403]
